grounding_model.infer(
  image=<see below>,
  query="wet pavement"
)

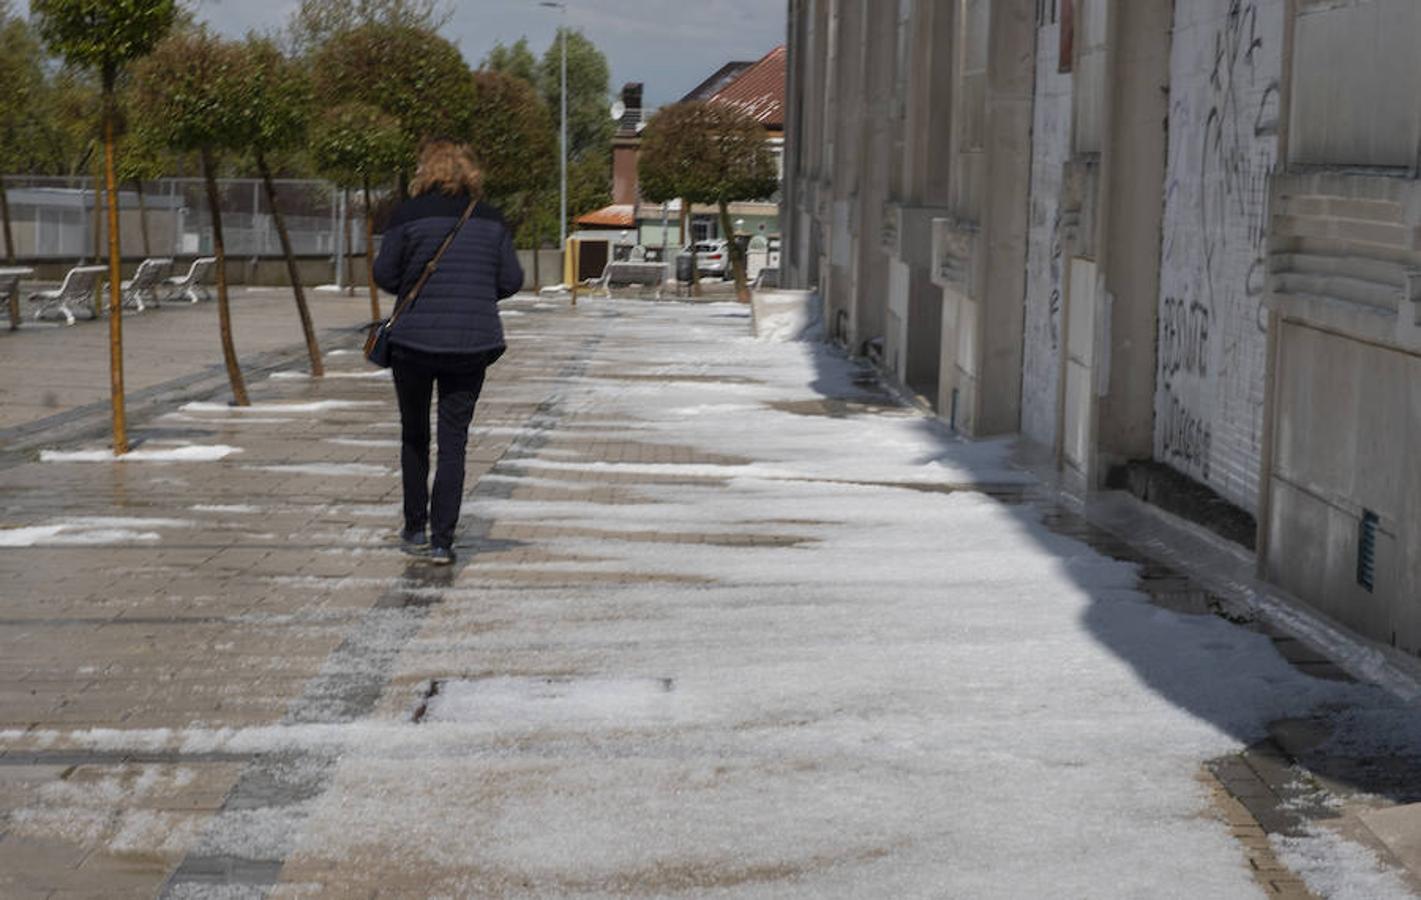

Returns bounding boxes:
[0,294,1418,898]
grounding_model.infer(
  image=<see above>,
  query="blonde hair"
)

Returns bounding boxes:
[410,140,483,197]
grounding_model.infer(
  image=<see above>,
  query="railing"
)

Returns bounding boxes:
[0,175,376,265]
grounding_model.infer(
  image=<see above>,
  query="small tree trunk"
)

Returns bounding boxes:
[0,176,15,264]
[202,147,249,406]
[531,238,541,291]
[362,178,379,321]
[680,200,698,298]
[133,180,151,257]
[101,90,129,455]
[258,151,323,377]
[91,166,104,316]
[718,199,750,303]
[343,188,354,297]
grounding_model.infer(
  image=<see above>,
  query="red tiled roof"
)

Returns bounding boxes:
[708,46,786,130]
[575,204,636,228]
[681,61,755,103]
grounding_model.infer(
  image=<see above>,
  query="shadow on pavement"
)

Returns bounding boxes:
[796,337,1421,816]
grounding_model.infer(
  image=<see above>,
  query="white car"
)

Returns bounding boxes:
[690,240,731,277]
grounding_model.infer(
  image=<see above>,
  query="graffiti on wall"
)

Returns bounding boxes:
[1159,296,1210,378]
[1156,0,1281,509]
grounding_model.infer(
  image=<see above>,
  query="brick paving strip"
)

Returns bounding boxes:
[158,319,614,895]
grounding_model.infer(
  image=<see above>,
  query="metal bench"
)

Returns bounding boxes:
[1,266,34,330]
[162,256,216,304]
[121,257,173,312]
[596,261,668,299]
[28,265,106,325]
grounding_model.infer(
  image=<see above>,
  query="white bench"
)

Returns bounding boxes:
[163,257,216,304]
[28,265,106,325]
[121,257,173,312]
[596,261,668,299]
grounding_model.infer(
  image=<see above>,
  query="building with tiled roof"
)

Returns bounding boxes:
[576,46,787,252]
[705,45,786,133]
[680,61,757,104]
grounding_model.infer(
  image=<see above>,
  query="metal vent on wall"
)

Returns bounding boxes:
[1357,510,1379,593]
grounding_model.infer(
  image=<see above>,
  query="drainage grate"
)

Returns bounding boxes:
[1357,509,1378,593]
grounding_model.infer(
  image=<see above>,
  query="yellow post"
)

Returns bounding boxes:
[565,237,579,307]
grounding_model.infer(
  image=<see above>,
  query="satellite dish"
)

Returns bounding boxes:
[610,100,626,121]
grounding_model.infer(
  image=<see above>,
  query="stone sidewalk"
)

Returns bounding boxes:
[0,294,1418,898]
[0,286,373,445]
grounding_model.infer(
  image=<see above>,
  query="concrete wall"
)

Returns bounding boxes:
[1261,171,1421,653]
[1154,0,1285,511]
[1267,319,1419,651]
[1020,14,1072,450]
[779,0,1421,655]
[1096,0,1171,471]
[1290,0,1421,169]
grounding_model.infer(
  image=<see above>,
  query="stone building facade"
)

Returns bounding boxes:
[782,0,1421,654]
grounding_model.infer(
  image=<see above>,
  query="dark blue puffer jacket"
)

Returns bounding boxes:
[373,191,523,356]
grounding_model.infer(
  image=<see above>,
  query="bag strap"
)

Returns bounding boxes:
[385,198,478,329]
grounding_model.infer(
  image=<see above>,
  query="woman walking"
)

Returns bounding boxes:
[373,140,523,564]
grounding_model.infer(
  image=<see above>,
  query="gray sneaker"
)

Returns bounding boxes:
[429,546,455,566]
[400,528,428,556]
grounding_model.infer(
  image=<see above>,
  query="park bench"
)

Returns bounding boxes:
[162,256,216,304]
[120,257,173,312]
[28,265,106,326]
[596,260,668,299]
[1,266,34,330]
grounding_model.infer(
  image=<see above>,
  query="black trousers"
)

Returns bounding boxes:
[391,347,494,549]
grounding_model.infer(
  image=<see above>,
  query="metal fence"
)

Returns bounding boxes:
[1,175,376,281]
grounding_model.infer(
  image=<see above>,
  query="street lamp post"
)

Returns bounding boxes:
[540,2,568,255]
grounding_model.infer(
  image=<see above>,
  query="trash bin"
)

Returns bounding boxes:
[675,252,694,284]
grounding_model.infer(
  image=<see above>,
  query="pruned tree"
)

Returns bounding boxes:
[32,0,179,453]
[112,106,174,257]
[39,69,103,177]
[0,8,50,263]
[639,102,777,302]
[468,70,555,288]
[286,0,451,55]
[231,36,324,377]
[309,103,408,323]
[310,23,475,193]
[482,38,537,86]
[132,28,251,406]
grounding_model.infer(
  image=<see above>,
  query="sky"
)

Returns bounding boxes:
[16,0,788,111]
